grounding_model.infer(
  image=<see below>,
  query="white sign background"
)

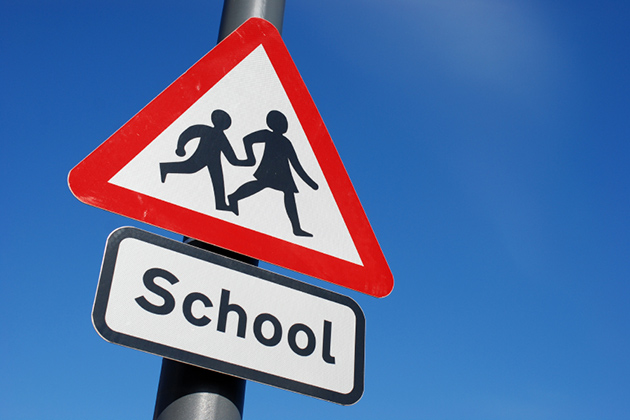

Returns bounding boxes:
[108,46,362,266]
[93,227,365,404]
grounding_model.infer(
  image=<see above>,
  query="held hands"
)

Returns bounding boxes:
[239,155,256,166]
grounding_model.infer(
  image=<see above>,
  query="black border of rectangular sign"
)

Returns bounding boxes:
[93,227,365,405]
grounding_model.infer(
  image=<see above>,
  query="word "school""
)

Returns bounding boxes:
[135,267,337,363]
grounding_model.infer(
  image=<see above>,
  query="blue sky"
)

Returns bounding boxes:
[1,1,629,419]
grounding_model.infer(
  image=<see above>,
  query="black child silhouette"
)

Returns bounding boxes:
[228,110,319,237]
[160,109,250,211]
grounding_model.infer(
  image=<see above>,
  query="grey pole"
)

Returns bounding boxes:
[218,0,286,41]
[152,1,286,419]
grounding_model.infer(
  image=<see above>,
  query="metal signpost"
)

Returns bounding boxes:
[153,0,285,420]
[69,0,394,418]
[154,3,285,419]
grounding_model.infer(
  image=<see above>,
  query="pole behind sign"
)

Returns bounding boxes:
[153,1,286,419]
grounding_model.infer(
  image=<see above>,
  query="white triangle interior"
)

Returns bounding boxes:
[109,45,362,266]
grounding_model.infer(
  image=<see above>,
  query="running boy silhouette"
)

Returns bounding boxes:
[160,109,249,211]
[227,110,319,237]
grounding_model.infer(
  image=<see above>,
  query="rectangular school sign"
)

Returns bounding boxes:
[93,227,365,405]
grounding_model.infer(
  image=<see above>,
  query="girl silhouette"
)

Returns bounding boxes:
[228,110,318,237]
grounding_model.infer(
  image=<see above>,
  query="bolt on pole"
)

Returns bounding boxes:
[152,1,286,420]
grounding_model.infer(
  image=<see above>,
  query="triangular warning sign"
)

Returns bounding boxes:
[68,18,393,297]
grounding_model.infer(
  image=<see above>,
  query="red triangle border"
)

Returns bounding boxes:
[68,18,393,297]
